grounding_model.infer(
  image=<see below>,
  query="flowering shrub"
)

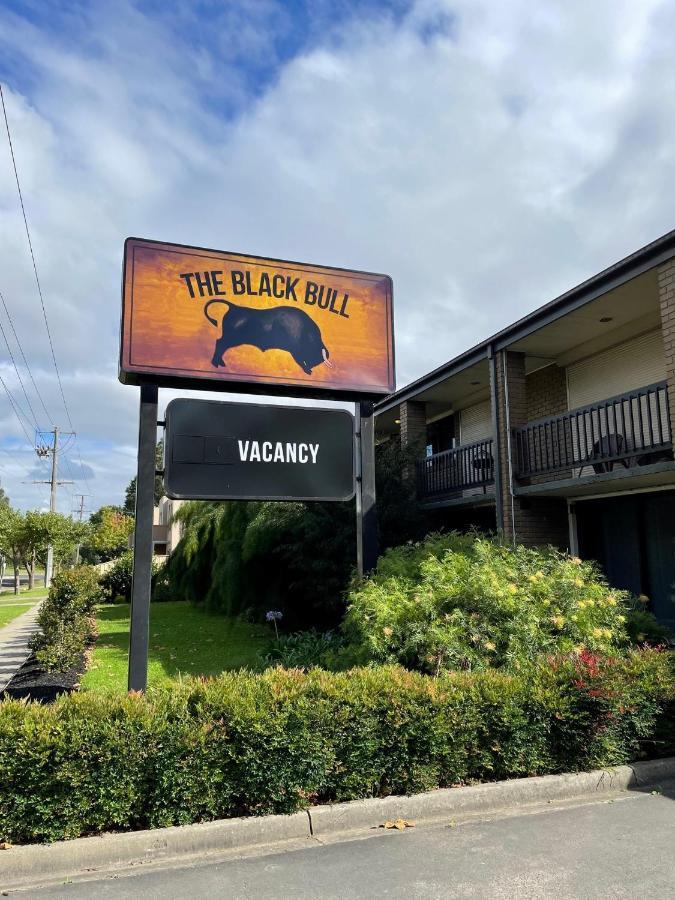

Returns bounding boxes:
[0,649,671,843]
[344,533,655,674]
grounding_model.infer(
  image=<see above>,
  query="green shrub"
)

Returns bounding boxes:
[31,567,102,671]
[624,594,672,646]
[0,649,671,843]
[261,630,345,669]
[344,533,658,675]
[99,552,163,603]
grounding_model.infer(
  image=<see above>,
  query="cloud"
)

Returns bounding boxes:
[0,0,674,511]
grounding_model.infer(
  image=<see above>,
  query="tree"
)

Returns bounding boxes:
[20,511,89,586]
[86,506,135,561]
[124,439,165,515]
[0,506,25,594]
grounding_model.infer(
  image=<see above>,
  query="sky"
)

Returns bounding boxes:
[0,0,674,514]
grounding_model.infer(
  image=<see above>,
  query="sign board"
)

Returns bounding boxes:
[120,238,395,400]
[164,398,355,501]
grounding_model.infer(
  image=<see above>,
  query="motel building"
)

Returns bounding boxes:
[375,229,675,631]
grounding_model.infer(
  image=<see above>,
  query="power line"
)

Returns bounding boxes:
[0,311,40,429]
[0,371,35,447]
[0,289,54,425]
[1,82,73,431]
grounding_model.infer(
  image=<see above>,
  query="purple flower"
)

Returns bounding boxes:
[266,610,283,622]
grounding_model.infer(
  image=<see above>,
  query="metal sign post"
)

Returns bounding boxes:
[127,383,158,692]
[356,401,378,577]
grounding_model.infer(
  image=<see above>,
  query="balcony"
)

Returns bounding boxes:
[513,381,672,482]
[416,438,495,502]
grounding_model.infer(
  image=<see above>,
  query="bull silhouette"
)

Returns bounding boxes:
[204,300,332,376]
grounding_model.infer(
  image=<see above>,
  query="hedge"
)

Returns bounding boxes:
[0,649,672,843]
[31,567,102,672]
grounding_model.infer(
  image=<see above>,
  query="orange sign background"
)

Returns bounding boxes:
[120,238,395,397]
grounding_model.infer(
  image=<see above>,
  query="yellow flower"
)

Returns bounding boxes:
[484,641,496,651]
[550,616,565,629]
[570,557,582,565]
[638,594,650,605]
[577,600,587,609]
[507,584,518,595]
[605,595,617,606]
[617,614,626,623]
[592,628,604,638]
[573,578,584,588]
[383,626,393,637]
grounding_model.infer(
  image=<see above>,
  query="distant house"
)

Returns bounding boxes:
[151,496,183,559]
[375,229,675,630]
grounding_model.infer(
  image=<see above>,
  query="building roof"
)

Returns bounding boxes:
[376,227,675,415]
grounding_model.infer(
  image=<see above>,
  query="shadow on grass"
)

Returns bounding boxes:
[92,601,271,682]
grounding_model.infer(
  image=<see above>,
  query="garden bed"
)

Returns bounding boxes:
[2,648,89,703]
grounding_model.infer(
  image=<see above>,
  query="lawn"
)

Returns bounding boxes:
[0,587,48,600]
[81,601,272,692]
[0,604,34,629]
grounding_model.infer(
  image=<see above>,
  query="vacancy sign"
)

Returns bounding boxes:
[163,398,355,501]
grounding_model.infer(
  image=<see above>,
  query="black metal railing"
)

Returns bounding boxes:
[514,381,672,479]
[416,439,495,500]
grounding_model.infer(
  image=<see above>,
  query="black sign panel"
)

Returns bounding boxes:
[164,398,355,501]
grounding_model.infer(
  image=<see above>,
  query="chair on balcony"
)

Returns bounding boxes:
[472,451,494,492]
[587,433,630,474]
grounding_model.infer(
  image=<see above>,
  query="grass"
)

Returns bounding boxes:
[0,605,33,629]
[0,587,48,600]
[81,601,272,693]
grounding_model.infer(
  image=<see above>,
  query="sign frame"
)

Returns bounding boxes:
[119,237,395,402]
[163,398,356,503]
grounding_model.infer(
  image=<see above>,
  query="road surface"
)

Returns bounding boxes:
[16,781,675,899]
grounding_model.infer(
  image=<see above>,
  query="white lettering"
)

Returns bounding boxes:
[309,443,319,464]
[262,441,273,462]
[298,443,308,463]
[238,440,249,461]
[249,441,261,462]
[286,442,297,464]
[274,443,285,462]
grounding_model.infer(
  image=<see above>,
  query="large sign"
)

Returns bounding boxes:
[164,398,355,501]
[120,238,395,399]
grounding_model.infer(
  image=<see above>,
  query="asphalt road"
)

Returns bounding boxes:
[17,783,675,900]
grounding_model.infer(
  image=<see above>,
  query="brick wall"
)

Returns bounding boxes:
[526,365,568,421]
[493,350,569,549]
[525,364,572,483]
[658,259,675,454]
[399,400,427,453]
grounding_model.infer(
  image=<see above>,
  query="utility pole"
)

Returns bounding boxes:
[72,493,89,565]
[34,426,74,588]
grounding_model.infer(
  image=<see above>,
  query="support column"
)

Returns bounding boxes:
[399,400,427,453]
[657,259,675,453]
[493,350,568,549]
[128,383,158,692]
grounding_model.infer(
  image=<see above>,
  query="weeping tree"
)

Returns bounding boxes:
[159,437,429,628]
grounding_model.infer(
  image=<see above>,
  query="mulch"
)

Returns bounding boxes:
[1,651,88,703]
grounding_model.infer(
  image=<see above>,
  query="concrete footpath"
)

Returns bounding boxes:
[2,758,674,894]
[0,601,43,691]
[19,780,675,899]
